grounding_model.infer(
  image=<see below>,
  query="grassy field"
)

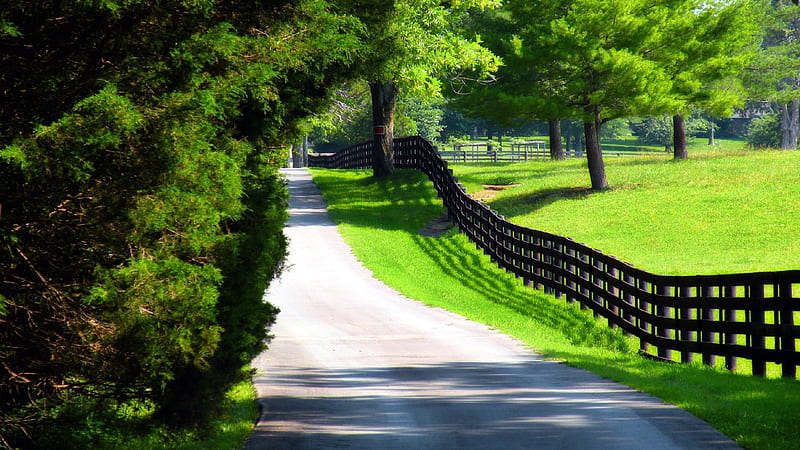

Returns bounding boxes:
[450,140,800,275]
[309,148,800,449]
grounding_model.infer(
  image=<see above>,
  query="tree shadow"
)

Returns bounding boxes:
[488,186,594,217]
[247,361,738,449]
[410,232,630,353]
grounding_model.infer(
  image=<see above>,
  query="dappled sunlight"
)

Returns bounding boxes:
[410,231,633,354]
[250,361,729,448]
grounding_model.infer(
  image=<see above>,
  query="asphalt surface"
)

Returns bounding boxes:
[244,168,739,450]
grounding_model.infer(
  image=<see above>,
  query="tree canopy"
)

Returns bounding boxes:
[450,0,758,187]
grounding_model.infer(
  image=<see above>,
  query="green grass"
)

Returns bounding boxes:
[120,379,258,450]
[310,164,800,450]
[451,140,799,275]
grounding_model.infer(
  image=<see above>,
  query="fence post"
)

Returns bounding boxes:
[533,236,543,290]
[701,285,717,367]
[553,241,564,299]
[751,283,766,377]
[579,253,591,309]
[779,281,796,378]
[724,285,738,373]
[622,272,635,336]
[639,279,650,353]
[592,257,605,320]
[657,284,673,361]
[608,266,619,329]
[565,246,576,304]
[679,285,694,364]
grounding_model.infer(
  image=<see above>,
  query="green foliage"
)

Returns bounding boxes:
[744,1,800,149]
[656,0,759,116]
[630,113,711,148]
[353,0,500,95]
[311,85,446,147]
[451,0,757,166]
[0,0,363,446]
[745,1,800,104]
[746,112,783,148]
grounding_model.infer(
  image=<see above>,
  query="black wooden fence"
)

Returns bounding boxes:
[308,136,800,379]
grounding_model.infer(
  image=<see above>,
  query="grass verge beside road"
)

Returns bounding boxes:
[310,162,800,450]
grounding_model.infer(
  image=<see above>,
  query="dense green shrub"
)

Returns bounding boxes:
[746,112,782,149]
[0,0,364,446]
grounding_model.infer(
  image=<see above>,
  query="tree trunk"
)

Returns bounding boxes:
[302,136,309,167]
[584,119,608,190]
[673,114,688,160]
[291,143,303,168]
[780,100,799,150]
[370,80,397,176]
[707,121,715,146]
[549,119,565,160]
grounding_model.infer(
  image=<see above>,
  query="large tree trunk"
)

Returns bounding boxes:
[584,119,608,190]
[780,100,799,150]
[549,119,565,160]
[370,80,397,176]
[673,114,688,160]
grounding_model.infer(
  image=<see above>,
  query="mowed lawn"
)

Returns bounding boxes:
[309,144,800,449]
[454,144,800,275]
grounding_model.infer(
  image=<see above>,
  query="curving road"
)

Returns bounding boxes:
[244,168,738,450]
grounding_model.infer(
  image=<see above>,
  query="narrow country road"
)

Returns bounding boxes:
[244,168,738,450]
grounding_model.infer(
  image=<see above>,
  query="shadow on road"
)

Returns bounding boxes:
[247,360,736,450]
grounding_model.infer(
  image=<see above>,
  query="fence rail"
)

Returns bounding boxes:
[434,141,667,163]
[309,136,800,379]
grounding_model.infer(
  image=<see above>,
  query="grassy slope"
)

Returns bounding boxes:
[454,141,800,275]
[310,154,800,450]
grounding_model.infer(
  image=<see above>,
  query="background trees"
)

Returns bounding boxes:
[491,0,687,189]
[447,0,758,188]
[745,0,800,149]
[0,0,364,445]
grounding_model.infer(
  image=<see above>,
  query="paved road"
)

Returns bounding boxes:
[244,168,738,450]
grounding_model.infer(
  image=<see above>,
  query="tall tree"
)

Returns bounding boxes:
[500,0,683,190]
[449,8,570,159]
[655,0,759,159]
[549,119,565,160]
[351,0,500,176]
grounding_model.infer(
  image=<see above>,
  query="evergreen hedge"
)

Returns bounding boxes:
[0,1,364,446]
